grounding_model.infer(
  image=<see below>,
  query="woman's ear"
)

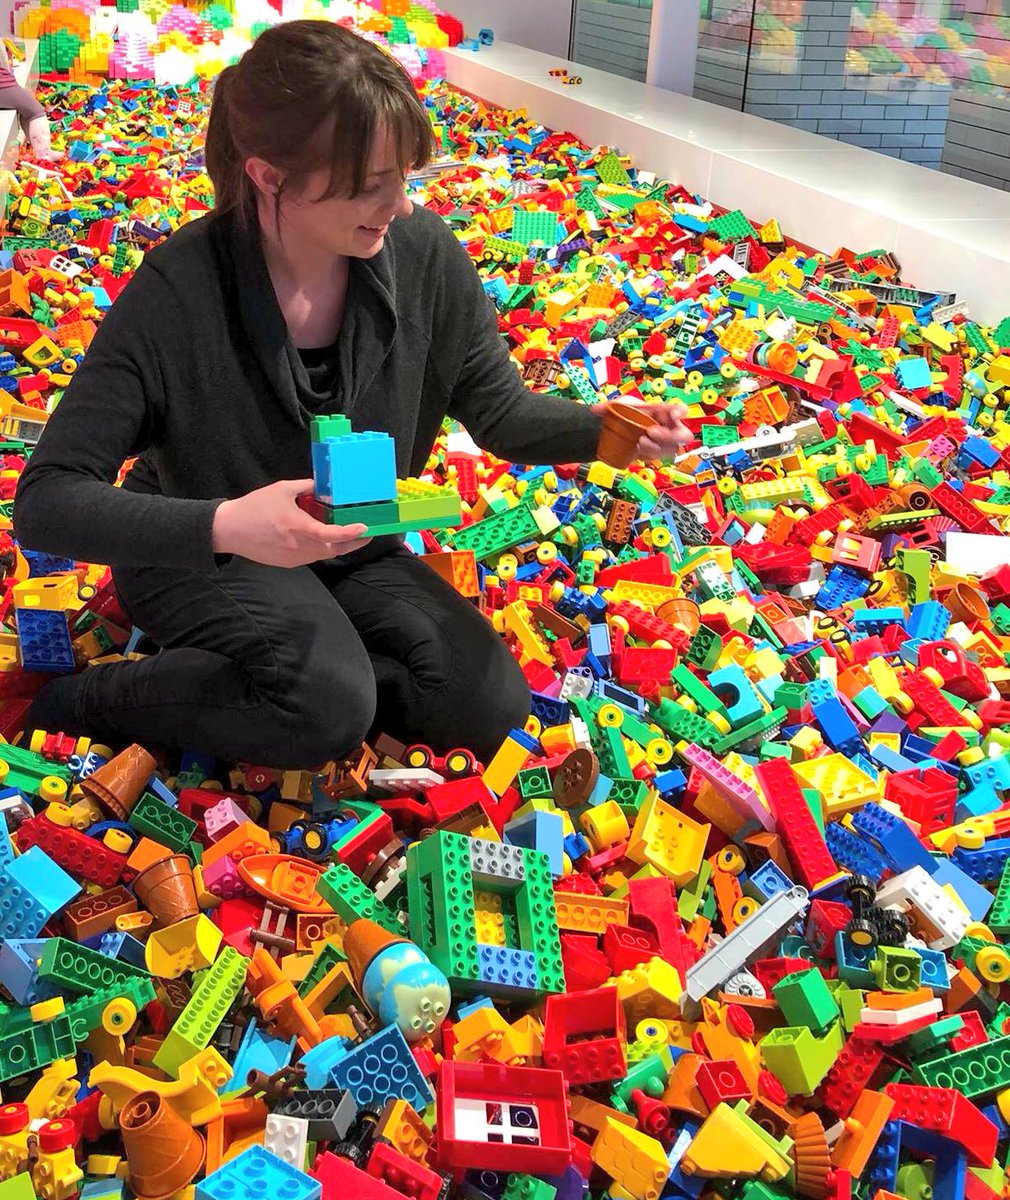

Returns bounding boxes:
[244,156,283,198]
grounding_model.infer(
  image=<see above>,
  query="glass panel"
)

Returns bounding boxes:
[572,0,654,82]
[694,0,1010,191]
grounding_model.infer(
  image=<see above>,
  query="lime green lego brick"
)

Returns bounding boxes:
[595,152,631,186]
[317,862,403,936]
[990,858,1010,936]
[707,209,757,243]
[128,791,198,852]
[914,1032,1010,1097]
[772,970,840,1034]
[759,1021,844,1095]
[0,1174,36,1200]
[153,946,248,1078]
[39,938,148,995]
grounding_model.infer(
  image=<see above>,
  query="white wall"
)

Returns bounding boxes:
[450,0,574,61]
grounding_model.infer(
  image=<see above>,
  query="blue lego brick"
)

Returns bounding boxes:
[563,832,591,862]
[811,696,863,756]
[895,356,932,391]
[594,680,644,715]
[866,1121,902,1195]
[145,775,178,808]
[586,623,611,664]
[835,934,876,986]
[299,1034,350,1091]
[196,1145,321,1200]
[530,692,570,728]
[21,550,76,578]
[476,944,538,995]
[950,838,1010,884]
[849,802,935,874]
[97,931,147,970]
[0,823,14,873]
[824,823,888,884]
[315,431,397,507]
[16,608,75,673]
[850,608,906,636]
[504,810,565,877]
[744,860,793,902]
[913,946,950,993]
[328,1025,433,1111]
[0,939,58,1005]
[905,602,950,641]
[653,768,686,797]
[225,1019,295,1094]
[7,846,80,916]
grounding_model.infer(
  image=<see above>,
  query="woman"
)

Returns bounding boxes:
[14,20,688,769]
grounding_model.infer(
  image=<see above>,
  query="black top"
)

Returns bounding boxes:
[14,204,603,572]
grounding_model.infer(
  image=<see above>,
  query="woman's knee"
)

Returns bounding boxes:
[276,663,377,768]
[441,638,531,760]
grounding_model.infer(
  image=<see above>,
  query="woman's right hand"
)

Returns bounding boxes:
[211,479,371,567]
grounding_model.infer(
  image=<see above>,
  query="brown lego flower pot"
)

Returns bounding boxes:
[120,1091,205,1200]
[944,582,989,624]
[131,855,199,928]
[80,743,156,819]
[596,402,658,469]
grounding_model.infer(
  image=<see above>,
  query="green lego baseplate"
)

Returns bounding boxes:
[707,209,758,243]
[512,210,560,247]
[314,487,462,538]
[596,152,631,186]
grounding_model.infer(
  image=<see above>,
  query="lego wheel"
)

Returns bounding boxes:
[102,996,138,1035]
[331,1142,366,1168]
[845,874,875,906]
[976,946,1010,983]
[405,744,433,770]
[39,775,69,803]
[847,919,876,948]
[444,749,476,779]
[302,823,329,856]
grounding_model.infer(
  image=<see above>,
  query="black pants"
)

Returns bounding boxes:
[28,545,531,768]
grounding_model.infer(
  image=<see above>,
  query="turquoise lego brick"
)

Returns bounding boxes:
[314,430,397,506]
[196,1145,320,1200]
[7,846,80,919]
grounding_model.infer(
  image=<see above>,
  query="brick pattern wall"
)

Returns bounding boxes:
[942,91,1010,191]
[572,0,653,83]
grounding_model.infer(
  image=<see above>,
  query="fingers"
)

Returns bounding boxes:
[285,479,319,496]
[292,511,369,544]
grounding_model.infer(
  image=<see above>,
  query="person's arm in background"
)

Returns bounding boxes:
[442,229,689,466]
[14,263,229,571]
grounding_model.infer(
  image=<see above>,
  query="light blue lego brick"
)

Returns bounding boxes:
[298,1034,349,1091]
[895,356,932,390]
[81,1182,124,1200]
[504,810,565,877]
[224,1019,296,1094]
[321,431,397,506]
[477,945,538,995]
[196,1145,320,1200]
[744,860,793,903]
[455,997,495,1020]
[707,664,764,726]
[328,1024,433,1111]
[835,933,876,986]
[913,946,949,993]
[0,939,58,1005]
[6,846,80,916]
[0,823,13,871]
[145,776,178,809]
[586,772,613,807]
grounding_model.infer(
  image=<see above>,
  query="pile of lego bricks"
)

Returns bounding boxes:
[0,61,1010,1200]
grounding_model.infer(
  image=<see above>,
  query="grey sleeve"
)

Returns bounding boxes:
[13,265,224,571]
[443,239,602,466]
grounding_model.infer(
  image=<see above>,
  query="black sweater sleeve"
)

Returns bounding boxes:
[443,235,603,466]
[13,264,224,572]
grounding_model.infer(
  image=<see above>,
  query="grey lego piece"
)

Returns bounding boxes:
[469,838,525,888]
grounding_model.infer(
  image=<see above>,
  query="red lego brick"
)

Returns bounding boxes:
[883,1083,997,1166]
[602,923,659,973]
[627,876,699,984]
[695,1059,751,1108]
[884,766,957,836]
[754,758,836,889]
[15,813,127,888]
[367,1143,444,1200]
[313,1152,401,1200]
[542,987,626,1085]
[817,1039,885,1119]
[560,933,611,991]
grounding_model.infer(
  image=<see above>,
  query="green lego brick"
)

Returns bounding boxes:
[773,970,840,1034]
[684,625,723,672]
[512,210,559,247]
[0,1014,75,1083]
[317,862,403,935]
[650,698,722,750]
[989,857,1010,937]
[707,209,757,243]
[0,743,71,795]
[297,941,348,999]
[713,706,787,754]
[515,843,564,995]
[914,1032,1010,1098]
[449,502,551,561]
[153,946,248,1078]
[128,791,199,852]
[518,766,552,801]
[903,1015,964,1063]
[610,1048,673,1113]
[39,938,148,995]
[64,977,156,1043]
[596,152,631,186]
[407,831,480,989]
[503,1176,556,1200]
[0,1174,36,1200]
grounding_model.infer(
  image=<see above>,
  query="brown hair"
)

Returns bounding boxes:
[205,19,434,226]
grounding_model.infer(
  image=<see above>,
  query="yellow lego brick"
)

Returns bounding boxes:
[607,580,682,609]
[452,1007,524,1065]
[571,1094,637,1134]
[792,753,880,817]
[504,600,554,666]
[508,1014,544,1061]
[482,730,535,797]
[376,1100,433,1165]
[628,793,710,886]
[610,956,682,1024]
[474,890,506,947]
[591,1116,670,1200]
[26,1058,78,1123]
[12,573,79,612]
[681,1103,791,1181]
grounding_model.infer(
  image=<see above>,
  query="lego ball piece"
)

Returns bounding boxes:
[345,918,451,1042]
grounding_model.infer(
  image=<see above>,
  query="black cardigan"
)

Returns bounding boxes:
[14,203,603,572]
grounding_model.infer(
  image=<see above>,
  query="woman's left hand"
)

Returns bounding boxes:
[594,400,694,462]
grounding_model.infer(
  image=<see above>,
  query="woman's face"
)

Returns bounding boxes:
[259,133,415,259]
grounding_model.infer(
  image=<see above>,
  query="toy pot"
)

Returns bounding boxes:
[657,598,701,637]
[944,582,989,624]
[120,1092,204,1200]
[596,402,658,469]
[80,742,156,819]
[132,854,199,927]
